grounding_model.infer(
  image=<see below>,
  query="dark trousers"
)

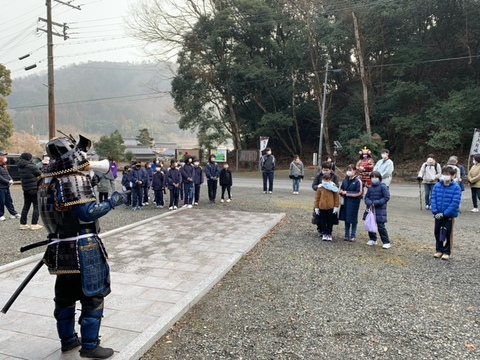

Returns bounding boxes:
[434,217,453,255]
[154,190,164,206]
[143,186,150,203]
[125,186,131,206]
[368,222,390,244]
[472,187,480,208]
[132,186,143,208]
[424,183,435,206]
[0,188,16,217]
[99,192,108,203]
[194,184,201,203]
[221,185,232,200]
[169,188,179,207]
[262,171,274,192]
[207,179,218,201]
[318,209,335,235]
[20,191,39,225]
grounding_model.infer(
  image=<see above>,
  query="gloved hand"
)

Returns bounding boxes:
[417,177,422,182]
[109,191,127,208]
[434,213,443,219]
[122,185,127,192]
[8,179,13,186]
[333,207,339,214]
[314,208,320,215]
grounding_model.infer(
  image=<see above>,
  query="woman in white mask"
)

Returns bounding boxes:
[467,154,480,212]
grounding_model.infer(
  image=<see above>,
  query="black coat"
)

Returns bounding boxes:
[219,169,233,186]
[18,158,41,194]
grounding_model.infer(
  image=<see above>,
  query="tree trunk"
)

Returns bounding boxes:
[291,69,302,156]
[226,96,242,150]
[352,11,372,138]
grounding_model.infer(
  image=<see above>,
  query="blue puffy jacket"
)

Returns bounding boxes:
[364,182,390,223]
[431,181,462,218]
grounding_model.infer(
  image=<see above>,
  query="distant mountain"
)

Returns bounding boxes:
[6,61,192,142]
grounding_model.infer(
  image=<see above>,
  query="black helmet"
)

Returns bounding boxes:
[44,134,92,175]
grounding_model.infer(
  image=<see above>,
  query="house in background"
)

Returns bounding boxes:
[123,137,157,162]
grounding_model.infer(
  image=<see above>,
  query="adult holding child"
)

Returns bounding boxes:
[339,165,363,242]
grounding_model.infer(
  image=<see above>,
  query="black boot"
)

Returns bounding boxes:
[79,345,114,359]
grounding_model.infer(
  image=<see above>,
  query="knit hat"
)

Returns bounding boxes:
[474,154,480,163]
[426,157,434,166]
[20,152,33,161]
[447,156,458,165]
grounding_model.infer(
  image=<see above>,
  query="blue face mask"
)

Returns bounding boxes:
[371,178,380,185]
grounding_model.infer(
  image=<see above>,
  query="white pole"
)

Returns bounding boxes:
[318,62,329,169]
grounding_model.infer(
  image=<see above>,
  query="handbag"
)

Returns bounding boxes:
[364,206,378,233]
[311,210,320,225]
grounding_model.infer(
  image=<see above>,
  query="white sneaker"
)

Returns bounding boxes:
[322,235,328,241]
[187,204,193,208]
[221,199,224,203]
[367,240,377,246]
[30,224,43,230]
[0,216,5,221]
[10,214,20,219]
[226,199,231,203]
[268,191,273,194]
[263,191,267,194]
[173,206,178,210]
[182,204,188,208]
[382,243,391,249]
[194,202,199,206]
[471,208,479,213]
[169,206,173,210]
[20,224,30,230]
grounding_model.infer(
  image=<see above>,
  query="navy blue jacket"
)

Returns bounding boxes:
[0,162,12,189]
[339,175,363,224]
[152,171,166,191]
[181,163,195,184]
[364,182,390,223]
[431,180,462,218]
[130,167,147,188]
[167,168,182,190]
[121,172,131,189]
[193,166,204,185]
[219,169,233,186]
[205,161,220,180]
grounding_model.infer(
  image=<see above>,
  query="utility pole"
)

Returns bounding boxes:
[38,0,81,140]
[318,62,329,169]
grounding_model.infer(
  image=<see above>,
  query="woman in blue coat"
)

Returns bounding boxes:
[339,164,363,241]
[364,171,391,249]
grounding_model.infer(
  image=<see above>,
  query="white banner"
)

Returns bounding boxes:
[470,128,480,156]
[259,136,269,152]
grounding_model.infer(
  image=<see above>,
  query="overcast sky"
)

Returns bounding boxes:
[0,0,148,79]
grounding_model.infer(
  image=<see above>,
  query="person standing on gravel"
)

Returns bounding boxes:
[260,147,276,193]
[205,154,220,203]
[0,150,21,222]
[314,173,340,241]
[364,171,391,249]
[17,152,43,230]
[339,164,363,241]
[289,155,304,194]
[467,154,480,212]
[431,166,462,260]
[417,155,441,210]
[373,149,394,188]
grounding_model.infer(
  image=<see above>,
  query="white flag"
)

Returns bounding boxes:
[260,137,269,152]
[470,128,480,156]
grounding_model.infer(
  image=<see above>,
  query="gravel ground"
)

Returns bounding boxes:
[2,178,480,359]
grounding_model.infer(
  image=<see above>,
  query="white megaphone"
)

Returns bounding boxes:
[84,159,110,174]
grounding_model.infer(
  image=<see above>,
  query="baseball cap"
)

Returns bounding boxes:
[0,150,8,156]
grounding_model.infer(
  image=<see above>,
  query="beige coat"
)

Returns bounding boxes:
[314,186,340,210]
[467,164,480,188]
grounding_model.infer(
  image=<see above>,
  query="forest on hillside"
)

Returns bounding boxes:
[129,0,480,161]
[5,61,192,143]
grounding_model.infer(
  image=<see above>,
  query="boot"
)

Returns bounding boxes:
[79,309,114,359]
[54,306,81,353]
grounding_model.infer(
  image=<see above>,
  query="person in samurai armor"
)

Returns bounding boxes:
[356,147,375,188]
[39,134,126,359]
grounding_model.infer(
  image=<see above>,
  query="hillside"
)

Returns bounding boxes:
[6,61,194,143]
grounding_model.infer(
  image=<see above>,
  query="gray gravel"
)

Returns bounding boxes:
[2,179,480,359]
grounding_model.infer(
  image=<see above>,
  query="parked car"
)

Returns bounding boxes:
[6,154,42,181]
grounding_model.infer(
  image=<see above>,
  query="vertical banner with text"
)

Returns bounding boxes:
[260,136,269,152]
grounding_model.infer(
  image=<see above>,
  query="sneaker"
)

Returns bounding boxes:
[79,345,114,359]
[169,206,174,210]
[425,205,430,210]
[441,254,450,260]
[317,230,323,237]
[20,224,30,230]
[367,240,377,246]
[327,235,333,241]
[322,235,328,241]
[344,236,350,241]
[268,191,273,194]
[194,202,199,205]
[187,204,193,208]
[226,199,231,203]
[433,252,442,258]
[156,205,162,209]
[0,216,5,221]
[173,206,177,210]
[349,237,356,242]
[263,191,267,194]
[9,214,20,219]
[382,243,392,249]
[138,206,144,210]
[471,208,479,213]
[182,204,188,208]
[30,224,43,230]
[132,207,137,211]
[221,199,224,203]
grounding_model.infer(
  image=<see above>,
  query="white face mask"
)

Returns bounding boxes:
[266,151,272,155]
[381,153,387,159]
[474,160,477,165]
[441,175,451,182]
[346,171,353,177]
